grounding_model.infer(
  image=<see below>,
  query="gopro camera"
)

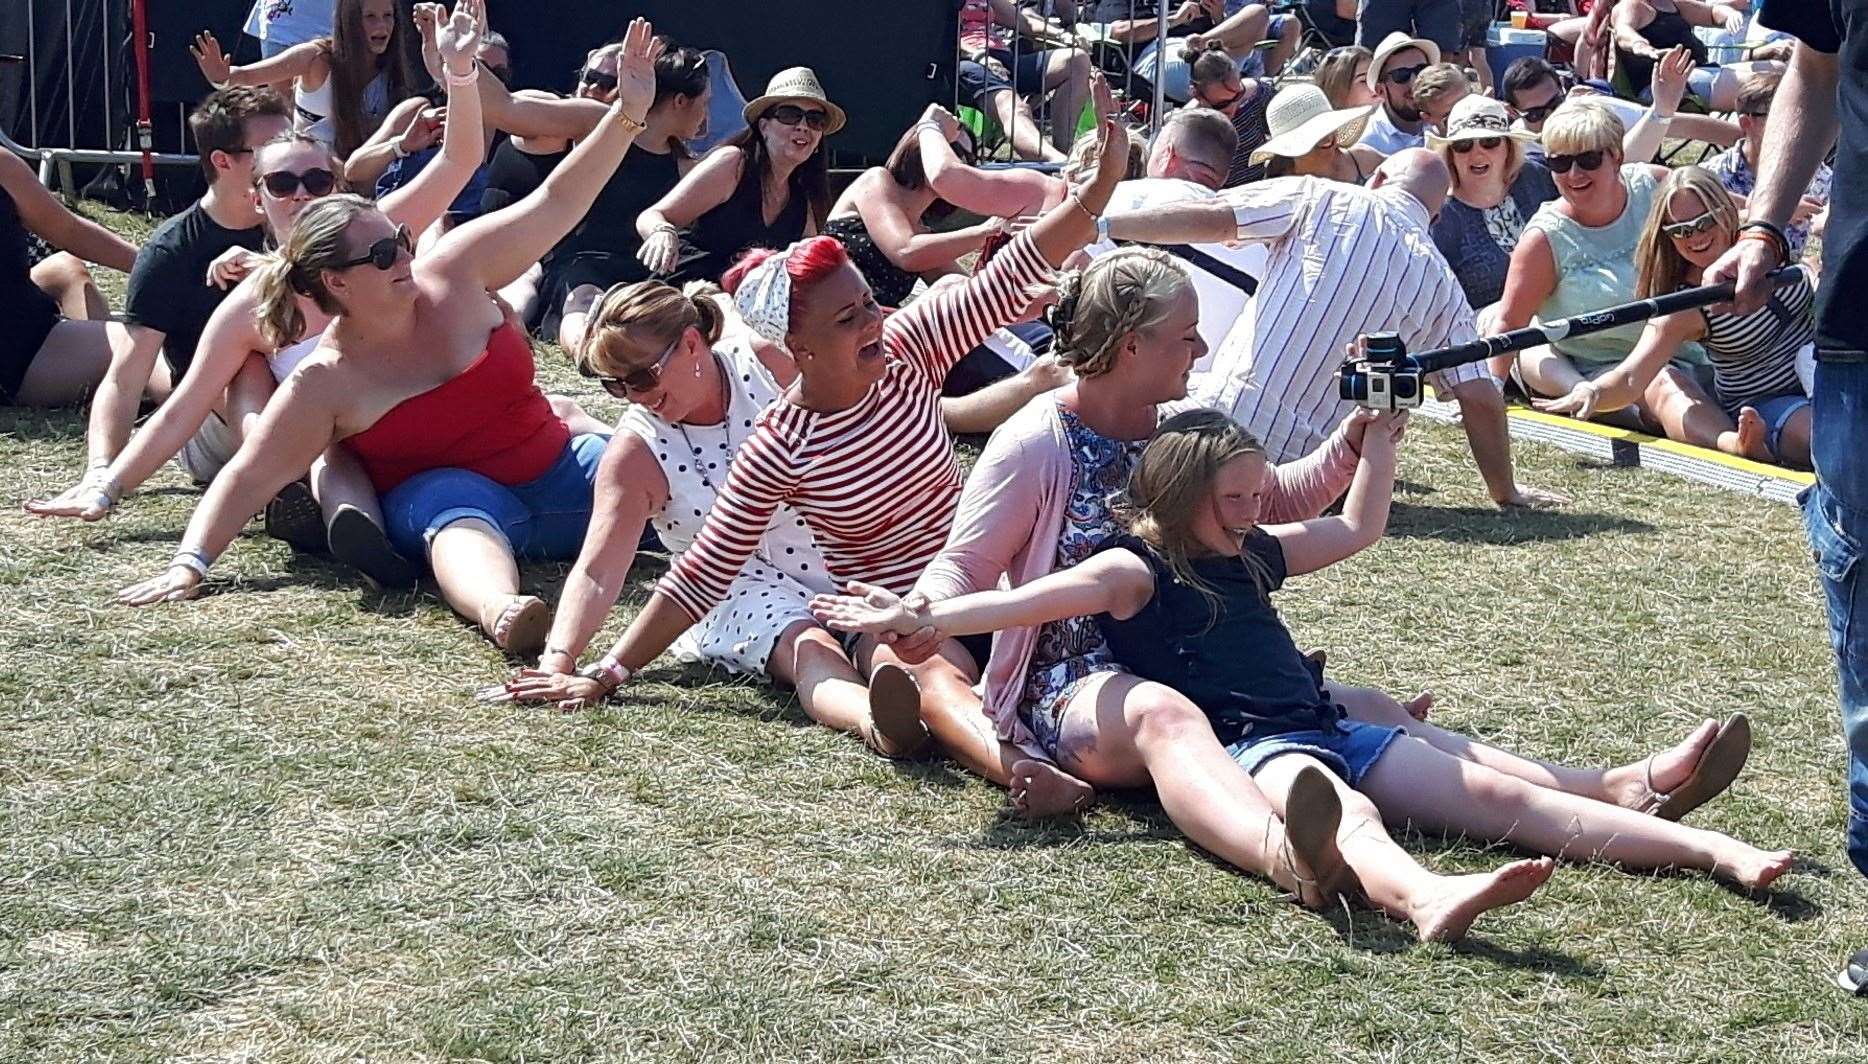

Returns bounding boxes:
[1337,332,1424,411]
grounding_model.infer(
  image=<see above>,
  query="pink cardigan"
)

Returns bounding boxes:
[916,395,1361,753]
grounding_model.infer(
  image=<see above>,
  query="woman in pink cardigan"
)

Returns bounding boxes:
[903,246,1755,905]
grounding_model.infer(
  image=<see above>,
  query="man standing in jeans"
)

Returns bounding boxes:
[1707,0,1868,994]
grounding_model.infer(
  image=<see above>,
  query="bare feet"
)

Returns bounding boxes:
[1009,758,1094,819]
[1717,846,1795,892]
[1607,718,1718,810]
[1411,857,1556,943]
[1282,764,1360,910]
[1718,406,1774,463]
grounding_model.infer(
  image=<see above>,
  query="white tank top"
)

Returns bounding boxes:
[294,73,335,146]
[270,330,323,382]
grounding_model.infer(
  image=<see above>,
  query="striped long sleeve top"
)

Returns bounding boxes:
[656,230,1055,622]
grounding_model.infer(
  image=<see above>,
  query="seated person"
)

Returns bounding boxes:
[1535,167,1814,468]
[1702,71,1829,263]
[957,0,1094,160]
[1454,0,1495,93]
[1609,0,1781,112]
[1255,84,1384,184]
[1428,95,1556,318]
[1501,54,1738,164]
[1091,0,1290,105]
[1312,44,1378,108]
[1357,32,1439,153]
[1304,0,1360,50]
[1409,61,1471,135]
[1179,39,1275,186]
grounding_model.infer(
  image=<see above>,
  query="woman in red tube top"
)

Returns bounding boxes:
[114,19,666,656]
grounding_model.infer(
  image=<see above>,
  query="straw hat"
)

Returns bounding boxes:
[741,66,846,135]
[1250,84,1373,163]
[1366,31,1442,92]
[1425,95,1541,150]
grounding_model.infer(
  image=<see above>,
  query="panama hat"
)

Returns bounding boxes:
[1250,84,1373,163]
[1425,95,1540,150]
[1366,31,1442,93]
[741,66,846,135]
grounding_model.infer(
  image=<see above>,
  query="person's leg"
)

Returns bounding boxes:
[1267,14,1302,76]
[1358,735,1795,889]
[1640,364,1737,448]
[30,252,108,320]
[11,320,114,408]
[546,394,614,437]
[496,262,543,335]
[1773,401,1814,469]
[1254,751,1556,940]
[984,86,1062,163]
[767,620,874,735]
[1041,49,1091,153]
[557,282,605,358]
[383,469,544,649]
[1804,360,1868,879]
[1355,0,1411,50]
[1512,346,1588,400]
[1412,0,1466,57]
[1700,62,1785,113]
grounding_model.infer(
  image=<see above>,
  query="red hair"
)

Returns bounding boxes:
[721,237,851,326]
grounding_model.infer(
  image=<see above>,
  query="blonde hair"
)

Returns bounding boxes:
[1051,247,1190,378]
[1062,125,1147,185]
[579,280,726,378]
[1116,408,1269,620]
[250,193,377,350]
[1543,99,1624,158]
[1411,63,1469,109]
[1441,136,1527,194]
[1313,46,1372,108]
[1635,166,1739,300]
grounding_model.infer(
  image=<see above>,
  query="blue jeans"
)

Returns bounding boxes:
[383,432,608,563]
[1804,360,1868,878]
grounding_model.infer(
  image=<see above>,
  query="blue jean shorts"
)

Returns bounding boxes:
[1228,718,1407,786]
[1748,392,1811,459]
[382,432,609,563]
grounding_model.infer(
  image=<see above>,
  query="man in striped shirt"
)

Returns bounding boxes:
[1105,148,1566,508]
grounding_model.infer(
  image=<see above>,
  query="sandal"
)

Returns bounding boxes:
[328,504,418,590]
[486,595,551,658]
[1281,764,1359,910]
[860,662,932,760]
[1636,713,1752,822]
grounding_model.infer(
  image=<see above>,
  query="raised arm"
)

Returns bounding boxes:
[191,31,322,89]
[116,367,343,606]
[475,67,611,140]
[377,0,490,234]
[858,195,997,274]
[0,154,135,271]
[425,17,662,292]
[916,108,1059,218]
[1262,413,1364,523]
[1269,415,1398,578]
[1625,46,1693,162]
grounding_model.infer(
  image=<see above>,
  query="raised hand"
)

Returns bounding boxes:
[610,17,668,121]
[117,565,203,607]
[1089,68,1116,121]
[1650,46,1693,116]
[397,105,447,156]
[190,31,232,86]
[206,246,263,289]
[1076,116,1128,215]
[809,581,925,637]
[435,0,483,76]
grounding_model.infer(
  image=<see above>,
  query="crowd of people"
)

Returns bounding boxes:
[6,0,1855,953]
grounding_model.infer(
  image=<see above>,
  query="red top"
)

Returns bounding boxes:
[345,322,569,494]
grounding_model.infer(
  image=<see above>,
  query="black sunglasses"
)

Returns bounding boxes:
[581,68,618,92]
[1546,149,1607,174]
[766,104,830,131]
[1450,137,1504,154]
[1383,62,1428,86]
[330,224,413,271]
[1516,100,1560,124]
[260,167,337,197]
[586,332,683,397]
[1662,210,1720,239]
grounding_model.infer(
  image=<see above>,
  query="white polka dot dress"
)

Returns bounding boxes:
[617,335,832,677]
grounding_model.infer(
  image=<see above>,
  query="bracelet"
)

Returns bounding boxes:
[1095,213,1111,244]
[916,120,944,136]
[1066,193,1097,225]
[80,467,122,511]
[443,62,479,87]
[1736,221,1790,268]
[171,548,214,579]
[612,109,649,135]
[577,656,632,693]
[541,645,575,662]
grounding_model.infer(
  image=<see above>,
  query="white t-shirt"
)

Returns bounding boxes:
[244,1,336,50]
[1088,177,1269,374]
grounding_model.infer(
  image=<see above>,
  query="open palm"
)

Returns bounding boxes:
[610,18,668,119]
[435,0,483,72]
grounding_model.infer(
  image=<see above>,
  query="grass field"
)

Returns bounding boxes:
[2,206,1866,1061]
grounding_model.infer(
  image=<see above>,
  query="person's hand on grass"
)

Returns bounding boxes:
[1494,484,1570,510]
[118,565,203,606]
[25,467,117,521]
[486,668,609,711]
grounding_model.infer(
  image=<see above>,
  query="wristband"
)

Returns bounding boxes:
[80,467,122,512]
[443,62,479,87]
[171,548,214,579]
[1095,213,1111,244]
[1736,221,1790,268]
[612,108,648,135]
[578,656,632,693]
[916,120,944,136]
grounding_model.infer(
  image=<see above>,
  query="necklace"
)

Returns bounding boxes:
[671,351,734,497]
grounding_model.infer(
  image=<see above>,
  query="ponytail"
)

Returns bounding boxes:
[253,192,377,350]
[253,253,308,350]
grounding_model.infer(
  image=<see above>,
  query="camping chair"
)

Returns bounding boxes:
[688,49,750,156]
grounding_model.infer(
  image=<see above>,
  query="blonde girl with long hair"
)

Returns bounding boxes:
[817,410,1797,941]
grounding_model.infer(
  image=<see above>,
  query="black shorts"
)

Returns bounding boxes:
[957,49,1054,111]
[534,249,652,342]
[0,287,61,404]
[1459,0,1496,49]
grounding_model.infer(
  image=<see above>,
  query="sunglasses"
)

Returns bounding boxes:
[586,332,685,398]
[1450,137,1505,154]
[1516,101,1560,124]
[581,68,618,92]
[766,104,830,131]
[1383,63,1428,86]
[1662,210,1720,240]
[329,223,413,271]
[1546,149,1607,174]
[260,167,337,197]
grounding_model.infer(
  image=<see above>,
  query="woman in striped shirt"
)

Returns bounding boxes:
[1535,167,1813,468]
[532,119,1130,816]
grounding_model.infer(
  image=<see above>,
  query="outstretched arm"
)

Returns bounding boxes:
[1105,178,1306,247]
[0,153,136,272]
[425,18,663,292]
[1270,414,1399,578]
[814,548,1156,641]
[191,32,321,89]
[916,106,1059,218]
[1533,310,1703,419]
[378,0,490,235]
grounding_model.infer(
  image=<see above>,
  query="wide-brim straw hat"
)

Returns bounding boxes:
[1251,84,1373,163]
[741,66,847,135]
[1425,95,1541,151]
[1366,31,1442,93]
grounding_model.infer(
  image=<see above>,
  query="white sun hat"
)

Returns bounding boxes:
[1426,95,1542,150]
[1250,83,1374,163]
[1366,31,1442,93]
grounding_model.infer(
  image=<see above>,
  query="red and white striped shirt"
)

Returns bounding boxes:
[657,231,1055,622]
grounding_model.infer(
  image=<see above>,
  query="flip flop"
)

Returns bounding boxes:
[861,662,932,760]
[263,479,327,554]
[488,595,550,658]
[1649,713,1752,822]
[328,504,418,589]
[1836,946,1868,996]
[1282,764,1359,909]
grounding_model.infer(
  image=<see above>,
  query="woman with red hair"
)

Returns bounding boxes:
[499,119,1129,816]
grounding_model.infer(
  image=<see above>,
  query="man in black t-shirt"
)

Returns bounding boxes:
[85,86,289,482]
[1708,0,1868,995]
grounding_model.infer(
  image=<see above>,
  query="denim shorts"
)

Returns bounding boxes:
[1748,392,1811,459]
[1229,718,1407,786]
[382,432,608,563]
[958,49,1054,109]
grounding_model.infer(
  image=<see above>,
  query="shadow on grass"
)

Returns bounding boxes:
[0,410,86,443]
[1387,500,1655,545]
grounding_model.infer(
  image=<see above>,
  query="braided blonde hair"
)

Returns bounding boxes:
[1050,247,1191,378]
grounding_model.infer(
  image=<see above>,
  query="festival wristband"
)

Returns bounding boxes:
[577,656,632,692]
[1736,221,1791,267]
[170,548,215,578]
[444,62,480,87]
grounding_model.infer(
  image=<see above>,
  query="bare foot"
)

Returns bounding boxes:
[1402,690,1434,722]
[1718,847,1795,892]
[1282,764,1360,910]
[1607,718,1718,810]
[1010,758,1094,819]
[1720,406,1774,462]
[1411,857,1555,943]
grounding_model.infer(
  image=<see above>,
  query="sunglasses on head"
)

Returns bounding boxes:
[767,104,830,131]
[1516,100,1560,124]
[586,332,683,397]
[1450,136,1504,154]
[581,68,618,92]
[1662,210,1720,240]
[1384,63,1428,85]
[1546,149,1607,174]
[329,223,413,271]
[260,167,337,197]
